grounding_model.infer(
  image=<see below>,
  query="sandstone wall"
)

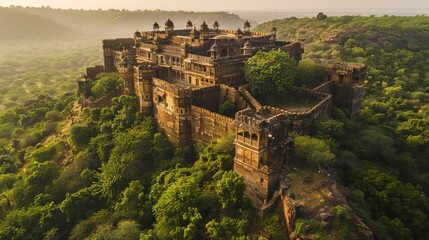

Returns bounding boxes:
[191,105,235,144]
[85,85,124,108]
[191,84,249,113]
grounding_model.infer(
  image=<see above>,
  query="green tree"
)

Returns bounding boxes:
[115,180,145,219]
[244,49,297,98]
[215,171,245,210]
[69,123,94,149]
[153,177,202,239]
[205,216,249,240]
[316,12,328,20]
[218,101,237,118]
[294,135,335,169]
[295,59,324,87]
[90,73,122,99]
[60,186,105,226]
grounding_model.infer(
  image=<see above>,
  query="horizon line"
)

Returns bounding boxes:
[1,5,429,12]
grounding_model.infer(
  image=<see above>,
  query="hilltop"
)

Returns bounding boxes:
[0,13,428,240]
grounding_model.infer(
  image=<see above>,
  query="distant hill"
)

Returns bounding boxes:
[0,7,245,40]
[0,8,74,40]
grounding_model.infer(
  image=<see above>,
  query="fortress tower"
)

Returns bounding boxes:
[233,108,293,211]
[152,79,193,148]
[118,49,135,95]
[324,63,366,119]
[134,63,156,115]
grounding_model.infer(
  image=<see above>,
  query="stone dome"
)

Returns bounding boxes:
[243,20,251,28]
[200,21,209,31]
[165,18,174,28]
[213,20,220,29]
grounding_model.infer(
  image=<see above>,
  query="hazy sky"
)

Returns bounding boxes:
[1,0,429,11]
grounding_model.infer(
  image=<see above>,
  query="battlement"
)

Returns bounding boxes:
[238,85,262,109]
[192,105,234,123]
[102,38,134,48]
[152,77,192,96]
[234,107,286,130]
[323,61,367,72]
[85,65,104,79]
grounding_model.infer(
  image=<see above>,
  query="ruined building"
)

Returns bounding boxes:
[78,19,366,214]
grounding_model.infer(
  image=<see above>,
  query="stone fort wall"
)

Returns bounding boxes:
[191,105,235,144]
[191,84,249,112]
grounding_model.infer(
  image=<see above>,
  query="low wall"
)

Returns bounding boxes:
[280,191,298,240]
[238,85,262,109]
[312,80,334,94]
[191,105,235,144]
[84,85,124,108]
[256,88,332,134]
[192,84,249,112]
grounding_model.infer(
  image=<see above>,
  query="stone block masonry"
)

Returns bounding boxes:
[78,18,366,216]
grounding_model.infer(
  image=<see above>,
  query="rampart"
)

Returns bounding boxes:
[192,84,249,112]
[85,65,104,80]
[191,105,235,144]
[83,85,124,108]
[312,80,334,94]
[102,38,134,48]
[238,85,262,109]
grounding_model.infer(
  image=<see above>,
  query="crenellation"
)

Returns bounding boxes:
[78,18,366,215]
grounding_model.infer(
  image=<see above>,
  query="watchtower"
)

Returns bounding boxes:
[324,62,366,119]
[152,79,193,148]
[233,108,293,209]
[134,63,156,115]
[118,49,135,95]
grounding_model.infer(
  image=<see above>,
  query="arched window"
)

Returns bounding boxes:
[244,131,251,144]
[251,133,258,142]
[338,74,345,85]
[244,131,250,139]
[220,49,227,57]
[228,48,235,56]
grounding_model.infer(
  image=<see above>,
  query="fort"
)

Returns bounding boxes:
[78,19,366,215]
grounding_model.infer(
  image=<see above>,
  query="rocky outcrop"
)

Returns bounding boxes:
[280,168,373,240]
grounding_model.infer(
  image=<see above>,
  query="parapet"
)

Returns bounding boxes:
[102,38,134,48]
[153,77,192,96]
[234,107,288,131]
[85,65,104,79]
[322,61,367,72]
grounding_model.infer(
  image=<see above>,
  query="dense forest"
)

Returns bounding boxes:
[256,14,429,239]
[0,8,429,240]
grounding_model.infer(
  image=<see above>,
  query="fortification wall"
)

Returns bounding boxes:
[191,105,235,144]
[255,89,332,134]
[192,86,221,112]
[280,192,298,240]
[191,84,249,113]
[219,85,249,110]
[312,80,334,94]
[85,65,104,79]
[102,38,134,48]
[281,42,303,60]
[85,85,124,108]
[238,85,262,109]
